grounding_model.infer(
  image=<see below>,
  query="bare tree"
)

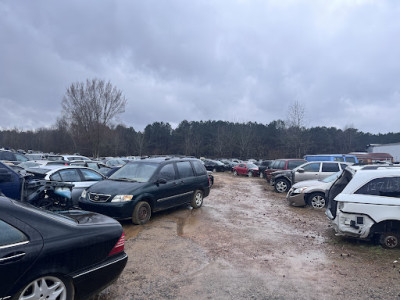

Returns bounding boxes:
[285,101,307,157]
[62,79,127,157]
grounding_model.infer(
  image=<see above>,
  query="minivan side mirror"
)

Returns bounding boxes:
[156,178,167,184]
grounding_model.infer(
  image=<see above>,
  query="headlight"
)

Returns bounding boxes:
[111,195,133,202]
[81,189,87,198]
[293,187,308,194]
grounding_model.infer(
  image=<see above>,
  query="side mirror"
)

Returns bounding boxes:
[156,178,167,184]
[297,168,305,173]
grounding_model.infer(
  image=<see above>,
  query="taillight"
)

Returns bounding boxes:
[108,232,125,256]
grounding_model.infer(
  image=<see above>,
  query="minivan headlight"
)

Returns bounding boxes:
[112,195,133,202]
[81,189,87,198]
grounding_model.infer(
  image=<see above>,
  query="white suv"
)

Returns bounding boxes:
[326,165,400,248]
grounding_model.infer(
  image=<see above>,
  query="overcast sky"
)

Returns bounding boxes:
[1,0,399,134]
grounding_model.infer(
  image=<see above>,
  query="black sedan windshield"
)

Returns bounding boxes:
[109,162,158,183]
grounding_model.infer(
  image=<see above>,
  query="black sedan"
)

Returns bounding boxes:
[0,196,127,300]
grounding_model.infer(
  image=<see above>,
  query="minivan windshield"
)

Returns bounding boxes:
[110,162,158,183]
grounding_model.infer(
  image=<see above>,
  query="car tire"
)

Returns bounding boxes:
[213,168,217,173]
[191,190,204,209]
[380,232,400,249]
[259,172,264,178]
[14,275,74,300]
[274,178,290,193]
[233,170,238,176]
[247,171,253,177]
[132,201,151,225]
[309,192,326,209]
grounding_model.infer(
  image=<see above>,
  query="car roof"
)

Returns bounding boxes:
[26,165,94,174]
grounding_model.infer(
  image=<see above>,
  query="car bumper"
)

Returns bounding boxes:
[72,253,128,300]
[286,189,306,206]
[79,198,135,220]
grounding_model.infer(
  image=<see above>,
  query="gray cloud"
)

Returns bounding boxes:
[1,0,399,134]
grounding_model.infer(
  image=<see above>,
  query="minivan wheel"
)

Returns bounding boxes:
[380,232,400,249]
[309,193,326,209]
[191,190,204,209]
[132,201,151,225]
[274,178,290,193]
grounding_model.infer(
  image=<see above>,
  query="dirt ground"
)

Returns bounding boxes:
[95,172,400,300]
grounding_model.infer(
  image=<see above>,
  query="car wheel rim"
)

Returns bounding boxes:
[233,171,237,176]
[139,206,149,220]
[19,276,67,300]
[276,181,287,193]
[385,236,398,248]
[248,172,252,177]
[195,193,203,206]
[311,196,325,209]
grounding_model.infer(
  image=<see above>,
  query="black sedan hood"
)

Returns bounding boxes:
[88,179,145,196]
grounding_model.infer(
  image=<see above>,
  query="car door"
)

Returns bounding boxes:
[295,162,321,182]
[319,162,340,180]
[175,161,197,204]
[237,164,247,175]
[49,168,83,202]
[154,163,183,210]
[0,215,43,297]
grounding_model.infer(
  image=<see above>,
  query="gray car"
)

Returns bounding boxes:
[286,171,342,209]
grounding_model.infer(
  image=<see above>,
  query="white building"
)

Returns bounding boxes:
[367,142,400,162]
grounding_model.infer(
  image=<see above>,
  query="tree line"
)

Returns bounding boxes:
[2,79,400,159]
[1,120,400,159]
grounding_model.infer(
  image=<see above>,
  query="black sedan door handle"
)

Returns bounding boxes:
[0,252,26,263]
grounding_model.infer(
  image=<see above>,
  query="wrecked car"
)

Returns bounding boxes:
[0,161,74,210]
[326,165,400,248]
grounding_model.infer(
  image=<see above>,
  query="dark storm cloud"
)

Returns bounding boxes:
[1,0,400,133]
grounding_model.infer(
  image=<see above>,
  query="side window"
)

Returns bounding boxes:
[0,220,28,247]
[239,164,245,168]
[50,172,62,181]
[303,163,320,172]
[346,157,356,163]
[80,169,103,181]
[322,163,340,172]
[355,177,400,197]
[176,161,195,178]
[192,161,206,176]
[0,151,14,161]
[15,153,28,162]
[287,161,304,169]
[57,169,81,182]
[277,161,285,169]
[340,164,349,170]
[158,164,176,181]
[334,157,345,162]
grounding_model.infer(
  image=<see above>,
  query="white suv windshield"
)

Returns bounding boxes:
[110,162,158,182]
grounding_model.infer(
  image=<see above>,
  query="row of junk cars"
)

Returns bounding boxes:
[0,149,212,300]
[1,148,399,299]
[208,153,400,250]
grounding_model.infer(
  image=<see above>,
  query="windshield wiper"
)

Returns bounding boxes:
[110,177,137,182]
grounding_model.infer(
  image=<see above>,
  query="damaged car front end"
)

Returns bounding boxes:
[0,161,74,210]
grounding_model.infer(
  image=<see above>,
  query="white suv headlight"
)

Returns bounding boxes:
[112,195,133,202]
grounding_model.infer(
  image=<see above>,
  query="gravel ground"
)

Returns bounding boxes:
[95,172,400,300]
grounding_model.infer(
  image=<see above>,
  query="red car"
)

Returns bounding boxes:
[233,163,259,177]
[264,159,306,182]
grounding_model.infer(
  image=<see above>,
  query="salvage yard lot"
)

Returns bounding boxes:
[97,172,400,300]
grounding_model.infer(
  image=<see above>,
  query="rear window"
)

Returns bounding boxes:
[192,161,207,176]
[176,161,195,178]
[355,177,400,197]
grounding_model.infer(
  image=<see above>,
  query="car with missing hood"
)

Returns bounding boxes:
[286,171,342,209]
[232,162,259,177]
[79,157,210,224]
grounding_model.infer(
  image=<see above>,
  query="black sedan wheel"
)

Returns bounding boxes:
[132,201,151,225]
[274,178,290,193]
[15,275,74,300]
